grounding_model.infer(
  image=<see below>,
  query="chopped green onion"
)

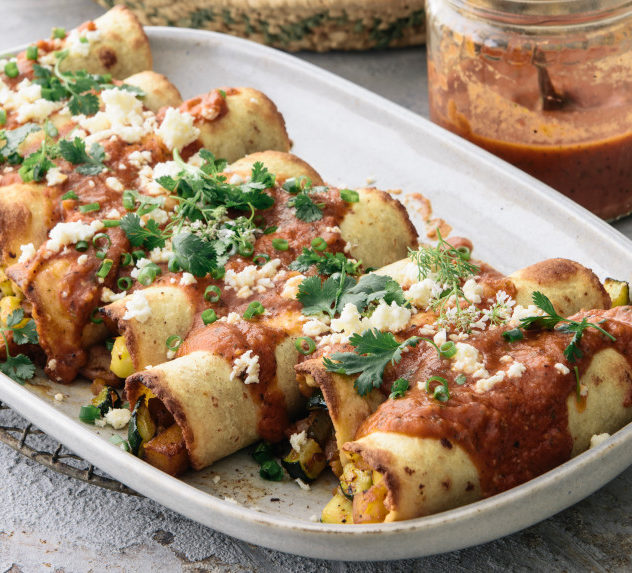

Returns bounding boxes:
[259,459,284,481]
[105,338,115,352]
[75,240,89,252]
[252,441,274,464]
[456,246,471,261]
[79,37,89,44]
[93,233,111,249]
[271,238,289,251]
[201,308,217,325]
[439,341,457,358]
[96,258,113,279]
[102,220,120,228]
[132,250,145,260]
[389,378,409,400]
[90,307,103,324]
[311,237,327,252]
[52,27,66,39]
[137,263,161,286]
[253,253,270,266]
[210,267,225,280]
[4,62,18,78]
[218,89,227,99]
[502,328,524,343]
[62,190,78,200]
[26,46,38,61]
[204,285,221,303]
[166,334,182,351]
[109,435,130,452]
[425,375,450,402]
[238,243,254,257]
[79,202,100,213]
[122,190,136,211]
[120,252,133,266]
[340,189,359,203]
[295,337,316,355]
[95,250,106,260]
[167,257,180,273]
[455,374,467,385]
[263,226,278,235]
[243,301,265,320]
[0,109,6,126]
[117,276,132,290]
[79,405,101,424]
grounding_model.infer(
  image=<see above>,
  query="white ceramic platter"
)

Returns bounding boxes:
[2,27,632,562]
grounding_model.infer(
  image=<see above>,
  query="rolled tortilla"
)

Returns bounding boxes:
[55,6,152,79]
[342,306,632,522]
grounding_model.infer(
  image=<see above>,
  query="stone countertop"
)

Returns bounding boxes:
[1,1,632,571]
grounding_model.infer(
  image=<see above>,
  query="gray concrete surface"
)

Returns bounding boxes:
[1,1,632,571]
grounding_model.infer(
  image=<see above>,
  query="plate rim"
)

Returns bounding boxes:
[1,25,632,561]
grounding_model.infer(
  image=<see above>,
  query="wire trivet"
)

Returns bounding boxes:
[0,400,139,496]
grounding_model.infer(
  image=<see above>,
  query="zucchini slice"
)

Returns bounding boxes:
[339,462,373,500]
[281,437,327,482]
[91,385,123,416]
[604,278,630,307]
[321,491,354,524]
[128,396,156,456]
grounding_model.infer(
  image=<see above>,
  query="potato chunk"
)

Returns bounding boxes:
[143,423,190,476]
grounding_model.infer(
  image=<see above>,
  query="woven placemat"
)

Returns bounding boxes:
[95,0,426,51]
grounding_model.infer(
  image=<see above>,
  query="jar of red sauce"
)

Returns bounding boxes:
[426,0,632,220]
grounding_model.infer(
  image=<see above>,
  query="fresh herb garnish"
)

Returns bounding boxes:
[389,378,409,399]
[79,404,101,424]
[519,292,616,362]
[323,329,420,396]
[425,375,450,402]
[502,328,523,343]
[18,136,57,182]
[0,309,38,384]
[251,441,284,481]
[58,137,106,175]
[0,122,40,163]
[282,176,327,222]
[289,247,362,276]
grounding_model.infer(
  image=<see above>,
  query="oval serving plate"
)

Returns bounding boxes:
[1,27,632,561]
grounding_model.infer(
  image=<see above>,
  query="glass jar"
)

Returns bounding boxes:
[426,0,632,220]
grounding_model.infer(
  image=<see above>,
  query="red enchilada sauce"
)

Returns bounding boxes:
[357,307,632,497]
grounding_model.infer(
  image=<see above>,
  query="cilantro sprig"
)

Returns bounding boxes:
[0,309,38,384]
[519,292,616,362]
[323,329,420,396]
[282,176,327,222]
[289,247,362,276]
[58,137,106,175]
[0,123,41,164]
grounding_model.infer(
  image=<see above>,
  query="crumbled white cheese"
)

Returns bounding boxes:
[18,243,36,264]
[221,312,241,325]
[144,207,169,226]
[302,318,330,337]
[324,226,341,234]
[166,349,176,360]
[66,28,101,57]
[590,433,611,449]
[579,383,589,397]
[77,254,88,265]
[309,514,320,522]
[462,278,483,304]
[330,303,364,336]
[289,430,308,453]
[45,167,67,186]
[212,475,221,484]
[433,330,447,347]
[369,300,412,332]
[179,272,197,286]
[54,393,64,402]
[157,107,200,151]
[47,359,57,370]
[225,259,281,298]
[104,208,121,219]
[509,304,546,327]
[47,220,104,253]
[229,350,260,385]
[499,355,513,364]
[130,257,153,279]
[101,287,127,303]
[103,408,132,430]
[139,161,181,196]
[281,274,306,299]
[474,370,505,393]
[554,362,570,375]
[451,343,487,376]
[127,149,152,169]
[406,278,440,308]
[295,478,311,491]
[384,261,425,289]
[122,291,152,322]
[507,361,526,379]
[105,176,124,192]
[229,174,244,185]
[94,418,106,428]
[148,246,173,264]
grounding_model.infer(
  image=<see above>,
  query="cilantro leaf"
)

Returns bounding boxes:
[0,354,36,384]
[0,123,41,163]
[120,213,166,250]
[6,308,26,329]
[389,378,409,400]
[172,232,217,277]
[250,161,275,189]
[323,330,420,396]
[338,274,407,313]
[289,248,362,276]
[68,92,100,116]
[291,193,324,222]
[19,142,58,182]
[59,138,106,175]
[12,320,38,345]
[296,275,340,317]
